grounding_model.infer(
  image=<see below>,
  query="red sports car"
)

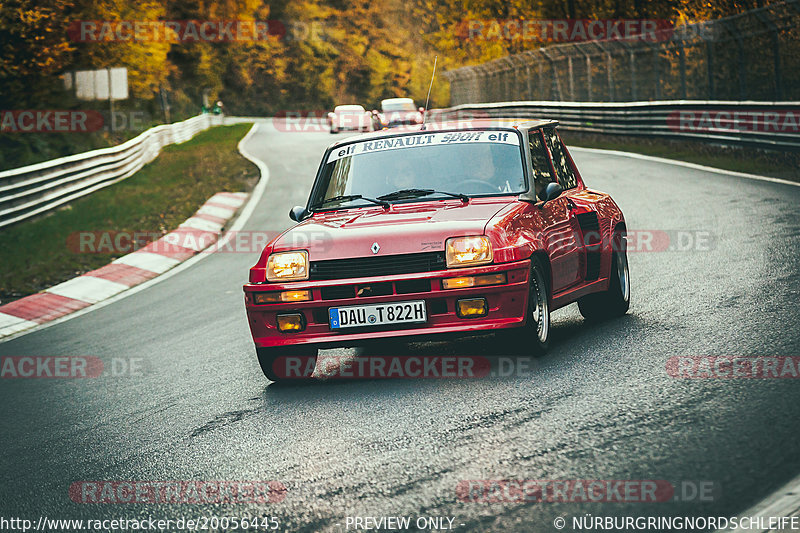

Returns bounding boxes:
[244,119,630,381]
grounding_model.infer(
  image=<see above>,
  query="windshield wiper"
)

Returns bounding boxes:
[313,194,389,209]
[377,188,469,203]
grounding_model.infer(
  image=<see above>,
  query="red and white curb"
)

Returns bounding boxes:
[0,191,247,339]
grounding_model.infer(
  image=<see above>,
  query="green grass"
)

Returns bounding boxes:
[560,131,800,182]
[0,123,257,303]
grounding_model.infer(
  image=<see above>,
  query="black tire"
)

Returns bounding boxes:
[502,256,551,355]
[256,346,318,382]
[578,230,631,321]
[330,127,338,134]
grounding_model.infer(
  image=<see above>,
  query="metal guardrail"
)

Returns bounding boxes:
[429,101,800,151]
[0,114,223,229]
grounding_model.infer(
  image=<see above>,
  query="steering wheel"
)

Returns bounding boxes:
[457,179,499,194]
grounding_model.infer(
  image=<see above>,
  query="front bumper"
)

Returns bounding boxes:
[243,259,531,349]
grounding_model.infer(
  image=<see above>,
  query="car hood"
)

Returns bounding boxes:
[272,198,512,261]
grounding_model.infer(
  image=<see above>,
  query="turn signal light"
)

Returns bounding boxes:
[254,290,312,304]
[442,273,507,290]
[280,290,312,302]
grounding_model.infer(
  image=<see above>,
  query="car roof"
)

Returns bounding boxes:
[334,104,365,111]
[380,97,414,104]
[326,118,559,150]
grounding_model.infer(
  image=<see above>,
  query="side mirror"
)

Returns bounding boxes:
[538,182,564,203]
[289,206,309,222]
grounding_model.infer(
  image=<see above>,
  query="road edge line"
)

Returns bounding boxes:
[0,121,269,344]
[570,146,800,188]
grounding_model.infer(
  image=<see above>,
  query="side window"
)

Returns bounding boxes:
[543,128,577,190]
[528,130,554,199]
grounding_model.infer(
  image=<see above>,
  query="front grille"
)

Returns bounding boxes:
[320,285,355,300]
[396,279,432,294]
[309,252,446,281]
[428,299,448,315]
[311,308,329,324]
[356,283,393,297]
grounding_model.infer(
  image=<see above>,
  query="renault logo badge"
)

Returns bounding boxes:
[371,242,380,254]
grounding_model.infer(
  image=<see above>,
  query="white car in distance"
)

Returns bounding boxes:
[327,105,372,134]
[373,98,425,129]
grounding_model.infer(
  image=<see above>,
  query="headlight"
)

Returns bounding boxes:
[445,236,493,268]
[267,251,309,281]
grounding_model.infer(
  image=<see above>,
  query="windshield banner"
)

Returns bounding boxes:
[326,130,520,163]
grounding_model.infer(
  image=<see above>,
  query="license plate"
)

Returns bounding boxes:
[329,301,427,329]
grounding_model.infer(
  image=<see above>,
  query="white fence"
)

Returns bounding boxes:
[0,114,223,229]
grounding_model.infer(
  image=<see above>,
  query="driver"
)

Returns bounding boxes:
[451,145,514,193]
[385,157,419,192]
[471,149,500,187]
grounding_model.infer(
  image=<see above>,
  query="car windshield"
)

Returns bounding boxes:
[314,130,526,209]
[382,101,416,112]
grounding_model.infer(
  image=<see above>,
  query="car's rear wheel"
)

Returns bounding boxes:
[256,346,318,382]
[578,230,630,321]
[503,256,551,355]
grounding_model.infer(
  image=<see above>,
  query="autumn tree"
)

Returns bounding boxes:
[0,0,75,107]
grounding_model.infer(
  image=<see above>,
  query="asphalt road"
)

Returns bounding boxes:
[2,120,799,532]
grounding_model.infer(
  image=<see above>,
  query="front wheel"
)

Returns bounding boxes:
[578,231,630,321]
[256,346,318,382]
[502,257,551,355]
